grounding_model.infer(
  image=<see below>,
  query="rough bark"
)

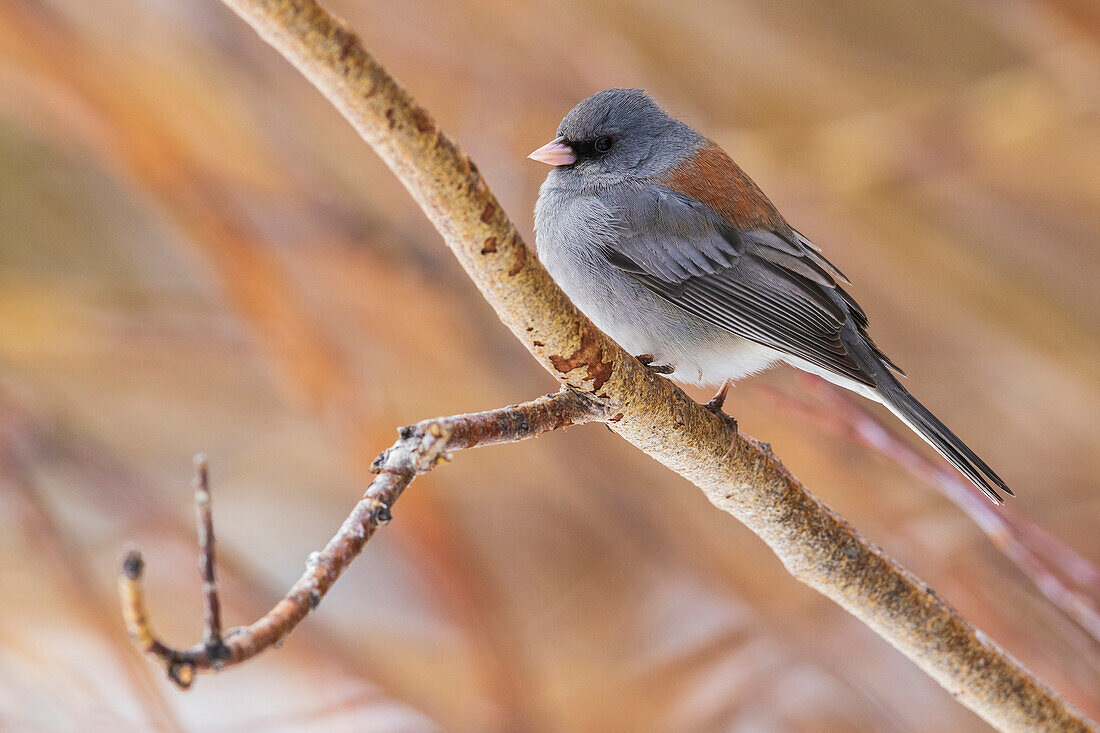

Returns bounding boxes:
[121,0,1095,729]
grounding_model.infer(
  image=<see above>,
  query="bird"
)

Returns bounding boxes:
[528,88,1011,504]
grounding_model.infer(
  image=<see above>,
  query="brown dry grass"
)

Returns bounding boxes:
[0,0,1097,730]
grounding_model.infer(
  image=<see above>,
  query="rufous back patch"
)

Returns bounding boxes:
[661,142,788,231]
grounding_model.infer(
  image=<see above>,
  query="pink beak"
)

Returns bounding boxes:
[527,136,576,166]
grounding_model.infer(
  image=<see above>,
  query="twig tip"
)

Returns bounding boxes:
[122,549,145,580]
[193,453,209,485]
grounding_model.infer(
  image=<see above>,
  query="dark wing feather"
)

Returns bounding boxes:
[604,169,1003,500]
[601,185,902,386]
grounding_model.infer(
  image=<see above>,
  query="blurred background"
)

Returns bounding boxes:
[1,0,1098,730]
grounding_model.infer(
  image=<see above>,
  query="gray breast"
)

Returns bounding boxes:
[534,179,777,384]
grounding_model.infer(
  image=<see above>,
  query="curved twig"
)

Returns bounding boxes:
[119,389,603,687]
[120,0,1095,729]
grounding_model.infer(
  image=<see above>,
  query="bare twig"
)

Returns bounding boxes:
[192,455,227,660]
[119,0,1095,728]
[119,388,603,688]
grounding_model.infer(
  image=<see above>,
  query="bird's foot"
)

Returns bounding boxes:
[635,353,674,375]
[704,380,738,434]
[704,380,731,413]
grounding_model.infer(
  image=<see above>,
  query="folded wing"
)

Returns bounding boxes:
[600,184,901,387]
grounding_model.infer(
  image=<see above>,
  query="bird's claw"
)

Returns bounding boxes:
[636,353,674,375]
[704,380,738,434]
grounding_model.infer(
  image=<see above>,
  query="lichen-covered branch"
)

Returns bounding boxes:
[137,0,1093,729]
[119,389,603,687]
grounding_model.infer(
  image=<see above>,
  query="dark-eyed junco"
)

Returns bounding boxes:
[529,88,1011,503]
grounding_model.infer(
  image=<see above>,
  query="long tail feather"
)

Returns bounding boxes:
[877,375,1011,504]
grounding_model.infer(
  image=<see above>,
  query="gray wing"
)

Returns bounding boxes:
[601,185,903,387]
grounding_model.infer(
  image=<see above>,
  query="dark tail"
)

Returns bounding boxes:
[877,374,1012,504]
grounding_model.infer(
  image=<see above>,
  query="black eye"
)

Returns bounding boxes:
[594,136,614,152]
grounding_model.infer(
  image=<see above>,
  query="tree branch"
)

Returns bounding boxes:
[119,388,603,688]
[118,0,1096,728]
[761,375,1100,647]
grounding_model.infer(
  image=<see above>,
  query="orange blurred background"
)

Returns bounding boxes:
[0,0,1098,730]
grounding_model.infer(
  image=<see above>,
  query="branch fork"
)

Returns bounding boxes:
[115,0,1095,729]
[119,389,602,688]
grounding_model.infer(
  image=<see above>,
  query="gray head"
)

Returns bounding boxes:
[529,89,702,185]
